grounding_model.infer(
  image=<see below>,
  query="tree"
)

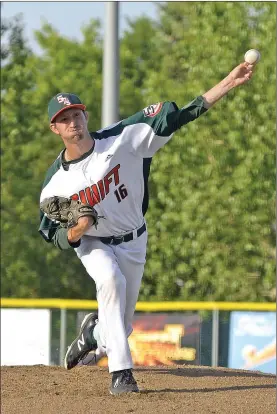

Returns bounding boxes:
[119,16,159,118]
[139,2,276,301]
[1,15,160,299]
[1,18,105,298]
[1,15,40,297]
[1,3,275,302]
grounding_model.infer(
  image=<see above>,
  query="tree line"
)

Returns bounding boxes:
[1,2,276,302]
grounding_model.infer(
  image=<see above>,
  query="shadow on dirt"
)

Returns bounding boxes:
[136,366,276,379]
[141,383,276,394]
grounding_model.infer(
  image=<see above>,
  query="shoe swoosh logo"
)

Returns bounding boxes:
[77,334,85,351]
[114,378,120,388]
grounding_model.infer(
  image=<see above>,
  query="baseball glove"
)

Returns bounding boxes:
[40,196,99,228]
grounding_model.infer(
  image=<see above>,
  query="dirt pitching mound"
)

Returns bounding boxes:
[1,365,276,414]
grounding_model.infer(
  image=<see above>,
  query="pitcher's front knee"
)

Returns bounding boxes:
[99,268,126,303]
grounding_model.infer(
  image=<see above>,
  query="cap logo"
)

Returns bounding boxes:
[57,95,71,106]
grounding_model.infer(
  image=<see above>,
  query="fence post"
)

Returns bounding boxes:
[211,308,219,367]
[59,308,67,366]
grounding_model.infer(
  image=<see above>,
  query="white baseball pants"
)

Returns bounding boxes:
[75,230,147,373]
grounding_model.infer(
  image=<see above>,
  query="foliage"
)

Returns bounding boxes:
[142,2,276,301]
[1,2,275,302]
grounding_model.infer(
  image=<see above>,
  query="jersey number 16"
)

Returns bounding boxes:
[114,184,128,203]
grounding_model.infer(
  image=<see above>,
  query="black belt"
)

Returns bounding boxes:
[100,223,146,246]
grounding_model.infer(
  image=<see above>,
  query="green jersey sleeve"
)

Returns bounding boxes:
[39,211,80,250]
[121,95,207,157]
[38,157,80,250]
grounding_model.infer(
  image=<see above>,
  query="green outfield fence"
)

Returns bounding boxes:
[1,298,276,367]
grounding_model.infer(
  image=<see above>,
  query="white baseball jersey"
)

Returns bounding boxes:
[39,96,207,248]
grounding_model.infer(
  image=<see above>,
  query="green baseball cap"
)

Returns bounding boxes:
[48,93,86,122]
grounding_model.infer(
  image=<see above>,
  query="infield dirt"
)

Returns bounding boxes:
[1,365,276,414]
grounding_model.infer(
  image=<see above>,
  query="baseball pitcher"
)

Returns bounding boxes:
[39,62,255,395]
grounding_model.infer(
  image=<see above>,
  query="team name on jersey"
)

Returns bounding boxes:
[71,164,121,207]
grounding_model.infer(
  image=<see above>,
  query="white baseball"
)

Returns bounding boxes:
[244,49,261,64]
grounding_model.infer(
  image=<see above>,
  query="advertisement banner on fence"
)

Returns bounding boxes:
[77,312,201,367]
[1,309,51,366]
[228,311,276,374]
